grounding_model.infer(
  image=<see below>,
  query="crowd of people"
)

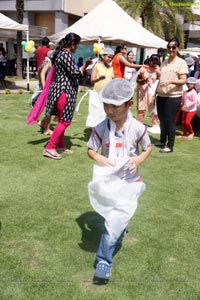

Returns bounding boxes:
[26,33,199,284]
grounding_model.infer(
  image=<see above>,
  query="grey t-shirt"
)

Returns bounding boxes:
[87,115,151,182]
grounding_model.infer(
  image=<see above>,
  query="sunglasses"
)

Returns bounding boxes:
[167,45,177,50]
[106,55,113,59]
[123,47,127,50]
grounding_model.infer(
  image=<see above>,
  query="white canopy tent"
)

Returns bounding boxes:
[179,47,200,57]
[0,13,30,90]
[50,0,167,49]
[0,13,28,37]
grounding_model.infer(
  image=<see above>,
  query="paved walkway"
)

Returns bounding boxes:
[0,78,90,94]
[0,79,38,93]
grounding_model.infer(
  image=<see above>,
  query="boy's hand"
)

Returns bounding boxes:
[128,157,140,174]
[128,146,152,173]
[94,153,115,167]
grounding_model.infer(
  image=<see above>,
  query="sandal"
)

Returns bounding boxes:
[176,135,187,139]
[43,149,62,160]
[37,120,45,130]
[43,130,53,136]
[187,134,194,140]
[57,148,74,154]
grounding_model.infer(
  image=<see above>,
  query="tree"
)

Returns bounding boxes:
[116,0,193,48]
[16,0,24,79]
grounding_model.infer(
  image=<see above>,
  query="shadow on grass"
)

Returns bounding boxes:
[76,211,122,262]
[76,211,104,253]
[83,128,92,142]
[72,127,92,142]
[27,137,49,145]
[63,136,81,148]
[149,125,200,145]
[27,135,81,148]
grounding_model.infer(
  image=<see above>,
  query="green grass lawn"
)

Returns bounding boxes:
[0,93,200,300]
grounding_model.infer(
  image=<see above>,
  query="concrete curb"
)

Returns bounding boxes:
[0,80,90,94]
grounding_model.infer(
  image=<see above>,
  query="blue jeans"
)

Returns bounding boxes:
[96,226,126,267]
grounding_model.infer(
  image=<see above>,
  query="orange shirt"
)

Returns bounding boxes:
[112,53,125,78]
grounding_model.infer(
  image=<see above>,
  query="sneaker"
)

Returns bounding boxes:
[94,261,111,281]
[148,125,160,134]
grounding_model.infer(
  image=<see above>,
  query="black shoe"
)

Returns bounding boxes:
[154,142,165,147]
[93,276,109,285]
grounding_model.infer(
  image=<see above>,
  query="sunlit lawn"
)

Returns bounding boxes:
[0,93,200,300]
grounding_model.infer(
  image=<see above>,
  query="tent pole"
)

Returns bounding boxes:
[26,30,30,91]
[97,38,101,60]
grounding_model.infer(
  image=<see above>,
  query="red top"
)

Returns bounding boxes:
[112,53,125,78]
[36,46,50,70]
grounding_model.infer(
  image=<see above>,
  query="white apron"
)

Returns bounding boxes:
[88,117,146,238]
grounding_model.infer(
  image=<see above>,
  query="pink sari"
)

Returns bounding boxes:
[26,65,55,125]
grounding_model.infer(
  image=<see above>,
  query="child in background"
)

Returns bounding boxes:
[87,78,152,283]
[177,77,198,140]
[136,54,160,133]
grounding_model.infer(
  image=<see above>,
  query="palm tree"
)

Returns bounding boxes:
[16,0,24,79]
[116,0,193,48]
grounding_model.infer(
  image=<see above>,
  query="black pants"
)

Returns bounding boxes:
[157,95,181,150]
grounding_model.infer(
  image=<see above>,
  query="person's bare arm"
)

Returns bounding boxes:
[80,58,93,75]
[118,55,143,69]
[40,61,51,88]
[87,148,114,167]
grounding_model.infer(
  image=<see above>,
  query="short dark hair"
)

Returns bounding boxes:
[149,54,160,66]
[157,47,165,53]
[150,54,160,61]
[41,37,50,46]
[115,44,126,55]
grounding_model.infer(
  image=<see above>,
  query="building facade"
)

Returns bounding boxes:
[0,0,103,37]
